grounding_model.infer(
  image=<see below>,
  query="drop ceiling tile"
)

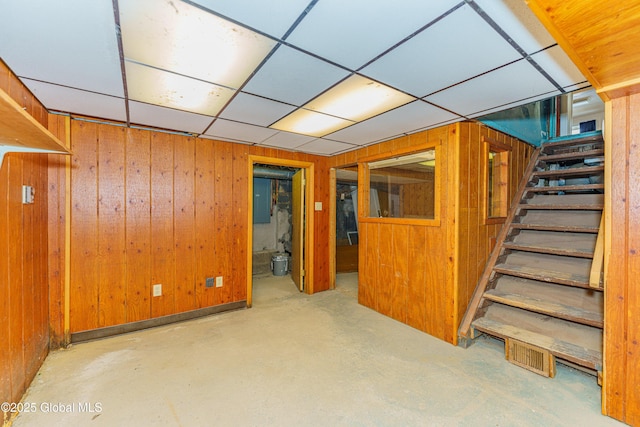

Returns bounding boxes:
[220,92,296,126]
[468,91,560,119]
[329,101,459,145]
[259,132,316,150]
[295,139,358,156]
[425,60,558,117]
[22,79,126,122]
[190,0,310,39]
[361,4,522,97]
[243,45,350,106]
[128,102,213,134]
[531,45,587,88]
[474,0,556,53]
[286,0,461,70]
[0,0,123,96]
[204,118,279,143]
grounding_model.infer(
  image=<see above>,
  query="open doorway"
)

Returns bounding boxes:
[247,156,314,307]
[331,166,359,295]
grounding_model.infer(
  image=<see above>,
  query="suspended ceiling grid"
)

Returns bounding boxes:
[0,0,588,156]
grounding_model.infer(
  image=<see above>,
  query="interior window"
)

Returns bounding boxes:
[366,150,436,219]
[486,139,510,220]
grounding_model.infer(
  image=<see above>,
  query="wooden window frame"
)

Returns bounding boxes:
[359,143,441,227]
[483,136,511,225]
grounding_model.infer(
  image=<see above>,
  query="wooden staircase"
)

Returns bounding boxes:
[459,132,605,376]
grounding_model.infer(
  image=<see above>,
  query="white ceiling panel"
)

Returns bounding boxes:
[204,118,279,143]
[220,92,296,126]
[258,132,316,150]
[0,0,123,96]
[190,0,310,39]
[296,139,358,156]
[361,4,522,97]
[128,102,213,134]
[531,46,587,88]
[329,101,459,145]
[22,79,127,122]
[425,60,559,117]
[286,0,461,70]
[468,91,560,119]
[243,45,350,106]
[474,0,556,54]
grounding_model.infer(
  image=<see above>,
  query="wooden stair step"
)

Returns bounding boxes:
[507,230,596,257]
[515,209,601,231]
[541,132,603,152]
[510,223,598,233]
[538,148,604,162]
[472,304,602,370]
[519,203,603,211]
[525,184,604,193]
[494,264,590,288]
[526,193,604,205]
[502,243,594,258]
[532,165,604,179]
[485,276,603,327]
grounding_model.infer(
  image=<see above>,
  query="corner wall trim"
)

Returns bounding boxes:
[70,301,247,343]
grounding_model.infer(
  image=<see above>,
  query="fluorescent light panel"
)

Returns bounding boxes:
[270,109,354,137]
[125,61,235,116]
[120,0,276,88]
[271,75,415,137]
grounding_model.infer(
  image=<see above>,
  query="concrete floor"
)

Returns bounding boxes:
[13,273,623,427]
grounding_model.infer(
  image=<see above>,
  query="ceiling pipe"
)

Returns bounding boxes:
[253,166,296,180]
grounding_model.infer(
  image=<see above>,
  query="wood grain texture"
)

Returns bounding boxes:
[98,125,126,327]
[174,136,196,313]
[232,143,248,301]
[214,141,234,304]
[526,0,640,98]
[195,138,216,308]
[150,133,176,318]
[604,94,640,425]
[70,120,99,331]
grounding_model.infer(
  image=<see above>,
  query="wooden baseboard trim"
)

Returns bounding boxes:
[70,301,247,343]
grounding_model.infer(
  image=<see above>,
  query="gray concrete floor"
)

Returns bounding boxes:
[13,273,623,427]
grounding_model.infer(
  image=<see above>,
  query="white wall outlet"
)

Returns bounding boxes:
[215,276,223,288]
[314,201,322,211]
[22,185,35,204]
[152,284,162,297]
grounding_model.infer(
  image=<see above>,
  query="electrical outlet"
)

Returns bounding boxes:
[215,276,223,288]
[205,277,214,288]
[152,284,162,297]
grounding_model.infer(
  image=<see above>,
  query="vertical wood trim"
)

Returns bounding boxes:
[449,124,461,345]
[64,116,71,343]
[0,153,11,402]
[246,156,253,307]
[329,168,336,290]
[232,143,248,302]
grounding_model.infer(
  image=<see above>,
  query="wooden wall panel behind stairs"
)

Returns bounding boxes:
[605,93,640,426]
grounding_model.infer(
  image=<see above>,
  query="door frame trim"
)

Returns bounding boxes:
[247,155,315,307]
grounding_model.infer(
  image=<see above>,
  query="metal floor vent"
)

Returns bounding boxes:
[505,338,556,378]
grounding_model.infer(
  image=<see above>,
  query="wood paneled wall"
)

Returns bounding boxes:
[47,120,330,334]
[455,123,533,332]
[604,93,640,426]
[331,122,532,345]
[0,61,51,407]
